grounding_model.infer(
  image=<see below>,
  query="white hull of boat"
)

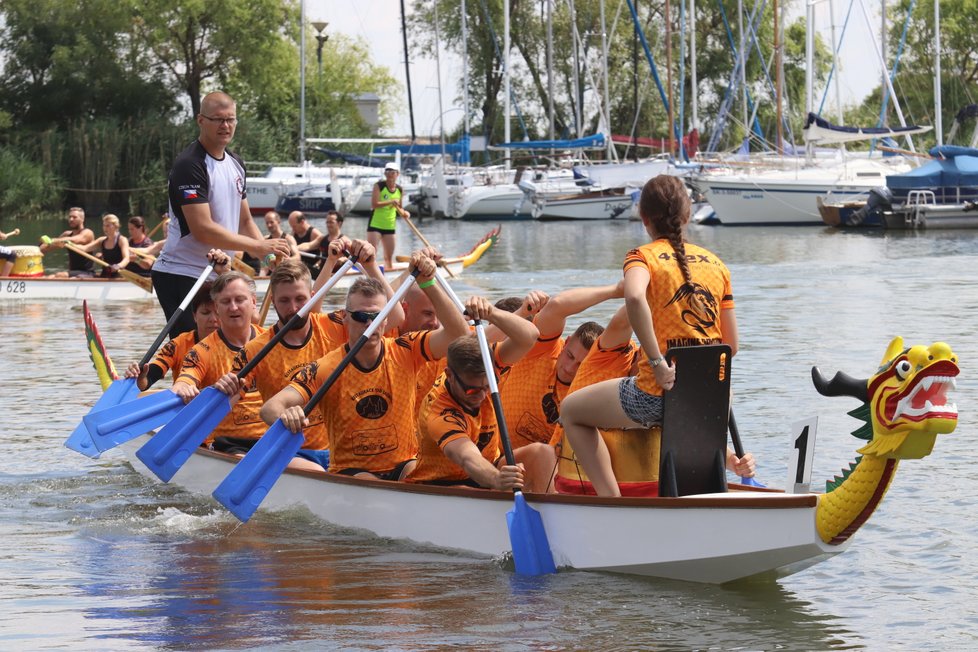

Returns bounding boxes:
[692,159,912,225]
[534,192,635,221]
[883,203,978,229]
[119,434,844,584]
[0,258,470,302]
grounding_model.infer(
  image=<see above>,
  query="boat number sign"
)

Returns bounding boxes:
[1,280,26,294]
[786,416,818,494]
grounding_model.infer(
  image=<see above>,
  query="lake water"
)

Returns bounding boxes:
[2,215,977,649]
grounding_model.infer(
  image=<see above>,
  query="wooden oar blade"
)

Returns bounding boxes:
[506,493,557,576]
[83,389,184,452]
[135,387,231,482]
[121,269,153,293]
[64,378,140,457]
[212,421,305,523]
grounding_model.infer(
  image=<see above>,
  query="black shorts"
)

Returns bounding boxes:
[151,269,201,338]
[211,436,259,455]
[366,225,396,235]
[335,458,414,481]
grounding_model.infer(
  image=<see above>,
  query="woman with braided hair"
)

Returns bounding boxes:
[559,174,741,497]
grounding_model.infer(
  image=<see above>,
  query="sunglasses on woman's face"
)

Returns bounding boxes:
[349,310,381,324]
[449,367,490,396]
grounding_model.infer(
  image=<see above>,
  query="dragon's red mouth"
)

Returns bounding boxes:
[883,360,959,425]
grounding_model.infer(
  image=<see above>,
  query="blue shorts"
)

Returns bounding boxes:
[294,449,330,471]
[618,376,664,428]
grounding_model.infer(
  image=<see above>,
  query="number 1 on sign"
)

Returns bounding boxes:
[787,417,818,494]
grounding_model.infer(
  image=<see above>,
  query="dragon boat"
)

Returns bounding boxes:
[98,334,958,584]
[0,227,499,302]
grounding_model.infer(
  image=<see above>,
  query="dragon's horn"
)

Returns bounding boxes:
[811,367,868,401]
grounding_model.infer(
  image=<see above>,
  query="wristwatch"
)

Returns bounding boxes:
[649,356,665,368]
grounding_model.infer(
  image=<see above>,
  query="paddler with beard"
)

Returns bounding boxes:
[214,239,404,471]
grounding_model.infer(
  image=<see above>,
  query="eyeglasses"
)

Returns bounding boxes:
[449,367,490,396]
[200,114,238,126]
[349,310,381,324]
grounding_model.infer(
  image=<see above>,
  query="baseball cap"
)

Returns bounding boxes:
[384,162,400,172]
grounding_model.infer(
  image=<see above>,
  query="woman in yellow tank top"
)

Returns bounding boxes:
[559,175,740,497]
[368,162,403,269]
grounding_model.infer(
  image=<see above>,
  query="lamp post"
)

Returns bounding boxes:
[312,21,329,83]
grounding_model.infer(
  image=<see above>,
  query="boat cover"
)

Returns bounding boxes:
[803,112,932,144]
[492,133,606,150]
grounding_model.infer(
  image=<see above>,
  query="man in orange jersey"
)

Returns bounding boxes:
[498,281,623,448]
[214,241,398,471]
[171,270,268,452]
[124,249,230,390]
[260,252,469,480]
[407,296,556,492]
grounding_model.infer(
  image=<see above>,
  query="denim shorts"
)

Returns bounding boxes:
[618,376,664,428]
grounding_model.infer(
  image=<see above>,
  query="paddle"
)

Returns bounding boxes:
[63,301,142,457]
[434,273,556,576]
[42,236,153,293]
[146,216,168,240]
[1,228,21,239]
[398,209,457,278]
[77,263,215,454]
[135,255,360,483]
[231,255,256,277]
[213,269,420,522]
[257,285,273,326]
[728,410,764,487]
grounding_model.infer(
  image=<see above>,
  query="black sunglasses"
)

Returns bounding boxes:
[449,367,490,396]
[349,310,381,324]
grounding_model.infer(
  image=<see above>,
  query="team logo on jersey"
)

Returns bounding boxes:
[235,176,244,195]
[290,361,319,394]
[541,392,560,424]
[356,394,389,419]
[439,407,466,433]
[667,282,719,335]
[182,188,198,200]
[183,347,202,370]
[160,340,176,357]
[476,427,494,451]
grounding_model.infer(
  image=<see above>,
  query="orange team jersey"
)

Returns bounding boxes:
[177,326,268,445]
[232,311,348,450]
[407,348,509,484]
[549,339,638,447]
[499,333,566,448]
[148,329,199,379]
[623,239,734,396]
[288,331,436,474]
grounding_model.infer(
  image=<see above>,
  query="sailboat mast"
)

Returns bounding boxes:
[547,0,555,141]
[690,0,698,131]
[462,0,470,137]
[737,0,748,145]
[934,0,943,145]
[600,0,614,160]
[400,0,417,142]
[774,0,782,154]
[666,0,675,155]
[299,0,306,162]
[504,0,511,168]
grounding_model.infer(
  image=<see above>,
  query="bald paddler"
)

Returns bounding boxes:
[153,91,290,337]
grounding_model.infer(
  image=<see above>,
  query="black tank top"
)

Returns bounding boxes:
[101,237,124,265]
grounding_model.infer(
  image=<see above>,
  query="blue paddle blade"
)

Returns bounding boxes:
[212,421,305,523]
[135,387,232,482]
[506,492,557,576]
[741,476,767,488]
[64,378,140,457]
[83,389,184,452]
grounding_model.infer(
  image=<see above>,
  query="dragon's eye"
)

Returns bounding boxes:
[895,360,912,380]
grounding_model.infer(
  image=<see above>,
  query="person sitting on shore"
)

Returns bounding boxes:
[40,207,95,278]
[79,214,130,278]
[406,295,556,492]
[259,252,468,481]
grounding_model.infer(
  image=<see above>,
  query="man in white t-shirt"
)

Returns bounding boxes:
[153,91,291,335]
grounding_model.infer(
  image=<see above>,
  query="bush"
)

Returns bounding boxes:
[0,147,62,217]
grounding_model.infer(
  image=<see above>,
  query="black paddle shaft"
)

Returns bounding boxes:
[728,410,746,458]
[237,253,359,380]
